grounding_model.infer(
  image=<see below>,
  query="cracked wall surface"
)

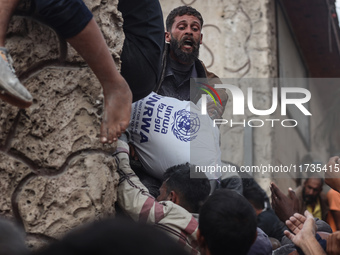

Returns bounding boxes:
[0,0,122,249]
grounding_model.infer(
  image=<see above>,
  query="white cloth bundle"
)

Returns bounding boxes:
[128,92,222,180]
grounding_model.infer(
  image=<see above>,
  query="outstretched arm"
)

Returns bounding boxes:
[67,18,132,144]
[1,2,132,140]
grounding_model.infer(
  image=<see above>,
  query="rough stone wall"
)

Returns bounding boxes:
[0,0,122,249]
[160,0,278,191]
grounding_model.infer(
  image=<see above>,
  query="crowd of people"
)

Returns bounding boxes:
[1,0,340,255]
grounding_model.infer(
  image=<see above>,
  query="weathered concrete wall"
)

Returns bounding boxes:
[0,0,122,249]
[272,6,332,191]
[272,79,332,192]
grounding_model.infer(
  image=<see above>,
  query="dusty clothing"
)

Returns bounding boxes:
[295,185,329,221]
[116,152,200,255]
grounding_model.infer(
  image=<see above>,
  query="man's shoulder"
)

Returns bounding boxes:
[157,202,199,244]
[327,188,340,199]
[159,200,196,220]
[196,59,219,79]
[158,201,198,230]
[259,209,278,221]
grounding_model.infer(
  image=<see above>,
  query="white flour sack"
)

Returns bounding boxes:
[128,92,222,180]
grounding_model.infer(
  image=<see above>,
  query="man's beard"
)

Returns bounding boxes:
[303,190,318,205]
[170,36,200,64]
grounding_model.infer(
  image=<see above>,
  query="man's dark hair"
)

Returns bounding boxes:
[163,163,210,213]
[199,189,257,255]
[166,6,204,31]
[243,186,265,210]
[33,218,189,255]
[305,174,324,187]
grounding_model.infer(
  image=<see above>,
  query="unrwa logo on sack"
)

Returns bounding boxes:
[172,109,200,142]
[139,93,162,143]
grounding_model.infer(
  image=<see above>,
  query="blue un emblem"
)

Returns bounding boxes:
[172,109,200,142]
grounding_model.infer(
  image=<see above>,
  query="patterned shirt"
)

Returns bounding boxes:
[116,152,200,255]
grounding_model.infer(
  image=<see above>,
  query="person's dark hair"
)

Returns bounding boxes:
[305,173,324,187]
[199,189,257,255]
[166,6,204,31]
[33,217,189,255]
[0,218,28,255]
[163,163,210,213]
[243,186,265,210]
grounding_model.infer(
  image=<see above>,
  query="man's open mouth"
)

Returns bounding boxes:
[184,40,193,47]
[181,39,194,50]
